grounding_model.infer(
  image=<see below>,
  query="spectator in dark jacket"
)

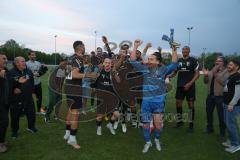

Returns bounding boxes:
[0,53,11,153]
[9,56,38,139]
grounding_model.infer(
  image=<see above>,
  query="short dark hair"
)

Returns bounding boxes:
[230,59,240,68]
[28,50,35,56]
[152,52,162,62]
[73,41,84,51]
[136,50,142,55]
[183,46,190,50]
[217,56,227,66]
[0,52,6,56]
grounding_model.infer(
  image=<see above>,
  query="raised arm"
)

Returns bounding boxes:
[102,36,113,58]
[130,39,143,60]
[171,45,178,63]
[142,43,152,61]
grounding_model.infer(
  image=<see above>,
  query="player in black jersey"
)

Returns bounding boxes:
[63,41,95,149]
[95,58,121,136]
[174,46,199,132]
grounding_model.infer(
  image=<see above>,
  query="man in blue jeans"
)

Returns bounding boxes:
[130,39,178,153]
[223,60,240,153]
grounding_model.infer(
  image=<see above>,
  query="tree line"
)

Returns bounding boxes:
[0,39,239,69]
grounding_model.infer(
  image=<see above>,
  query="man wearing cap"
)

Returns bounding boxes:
[174,46,199,132]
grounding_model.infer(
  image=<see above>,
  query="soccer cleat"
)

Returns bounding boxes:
[44,117,51,123]
[27,128,38,133]
[154,138,161,151]
[138,122,143,128]
[67,135,80,150]
[122,123,127,133]
[222,140,231,148]
[225,145,240,153]
[142,141,152,153]
[96,126,102,136]
[113,121,119,130]
[64,130,70,140]
[81,109,87,115]
[106,123,116,135]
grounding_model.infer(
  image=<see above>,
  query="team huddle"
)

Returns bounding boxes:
[0,36,240,154]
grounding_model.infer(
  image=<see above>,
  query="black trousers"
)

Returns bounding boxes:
[34,83,42,112]
[0,105,9,143]
[10,99,36,133]
[206,95,225,136]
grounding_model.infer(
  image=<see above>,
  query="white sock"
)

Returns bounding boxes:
[65,130,70,136]
[69,135,76,142]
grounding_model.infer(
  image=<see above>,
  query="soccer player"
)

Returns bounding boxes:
[95,58,121,136]
[174,46,199,132]
[222,60,240,153]
[63,41,86,149]
[130,39,178,153]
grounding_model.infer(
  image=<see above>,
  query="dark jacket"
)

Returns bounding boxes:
[0,68,12,106]
[9,67,34,104]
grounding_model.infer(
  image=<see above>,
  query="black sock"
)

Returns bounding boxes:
[96,120,102,126]
[66,124,71,130]
[176,107,183,122]
[189,108,195,127]
[91,98,94,106]
[110,119,115,125]
[70,129,78,136]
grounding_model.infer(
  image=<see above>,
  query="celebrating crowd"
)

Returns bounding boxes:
[0,36,240,154]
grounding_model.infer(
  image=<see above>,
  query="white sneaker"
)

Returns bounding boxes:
[67,135,80,149]
[81,110,87,115]
[138,122,143,128]
[67,135,77,145]
[142,141,152,153]
[222,140,231,148]
[225,145,240,153]
[106,123,116,135]
[154,138,161,151]
[127,113,131,122]
[97,126,102,136]
[63,130,70,140]
[113,121,119,130]
[122,123,127,133]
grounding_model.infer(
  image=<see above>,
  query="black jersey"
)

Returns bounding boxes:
[65,54,84,85]
[223,72,240,106]
[177,57,199,87]
[96,69,113,91]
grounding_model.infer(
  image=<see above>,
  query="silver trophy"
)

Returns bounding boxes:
[162,29,181,48]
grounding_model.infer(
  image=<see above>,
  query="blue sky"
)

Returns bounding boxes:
[0,0,240,56]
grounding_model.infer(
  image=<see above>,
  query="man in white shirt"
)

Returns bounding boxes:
[26,51,45,114]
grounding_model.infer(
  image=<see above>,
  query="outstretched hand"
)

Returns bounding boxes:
[134,39,143,48]
[102,36,108,44]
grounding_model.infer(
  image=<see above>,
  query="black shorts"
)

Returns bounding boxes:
[66,95,82,109]
[175,86,196,101]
